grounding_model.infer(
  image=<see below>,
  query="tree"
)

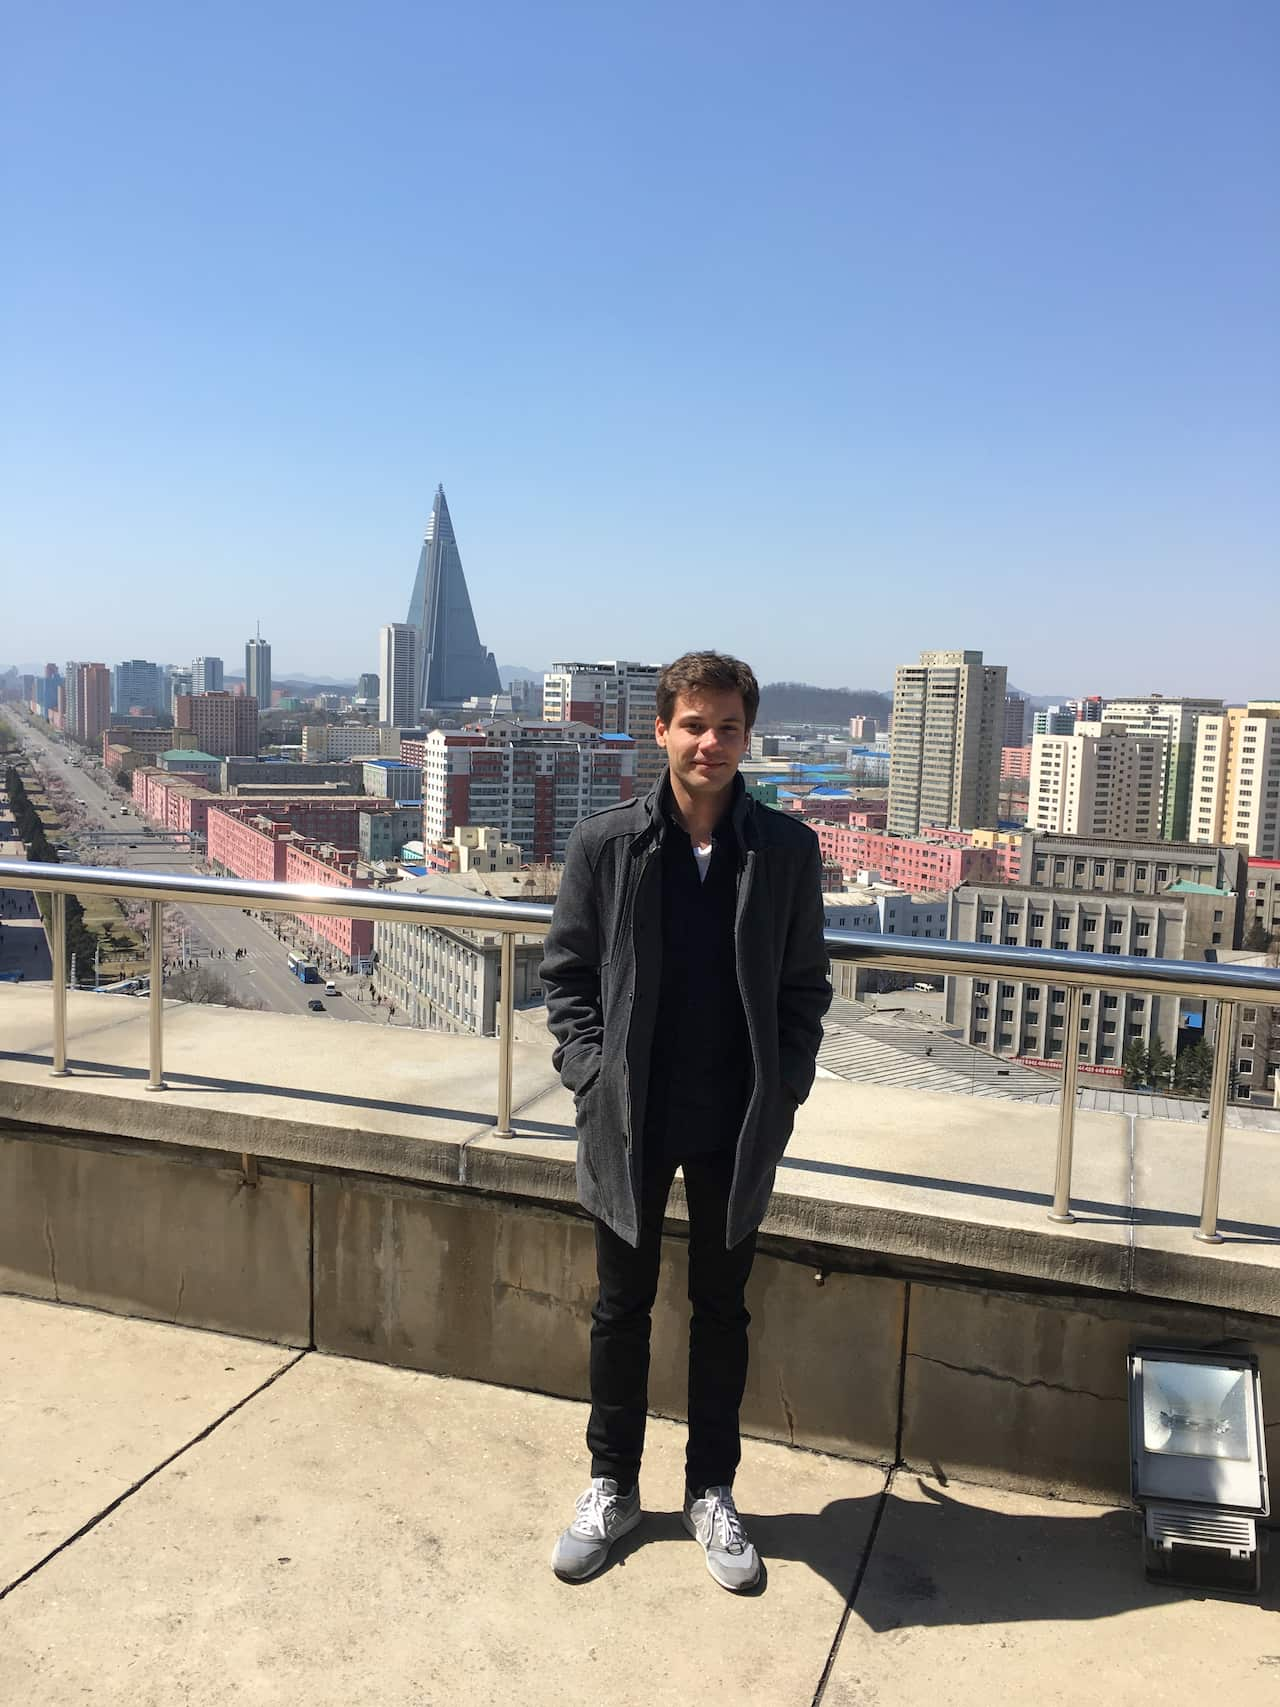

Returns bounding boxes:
[1244,920,1273,953]
[1122,1039,1148,1089]
[1145,1035,1174,1089]
[1174,1038,1214,1097]
[164,966,262,1010]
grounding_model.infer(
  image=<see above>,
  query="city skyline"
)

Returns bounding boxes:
[3,5,1277,696]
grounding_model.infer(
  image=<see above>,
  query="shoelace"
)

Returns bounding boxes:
[701,1489,747,1555]
[572,1481,620,1538]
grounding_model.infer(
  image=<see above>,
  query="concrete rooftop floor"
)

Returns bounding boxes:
[4,1293,1280,1707]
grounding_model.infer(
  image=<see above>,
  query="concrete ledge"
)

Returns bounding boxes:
[0,1129,311,1345]
[2,985,1278,1311]
[4,986,1280,1501]
[314,1176,906,1463]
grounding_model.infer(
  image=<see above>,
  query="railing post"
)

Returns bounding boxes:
[146,898,166,1091]
[1048,983,1084,1224]
[493,929,516,1139]
[50,890,70,1077]
[1195,998,1235,1244]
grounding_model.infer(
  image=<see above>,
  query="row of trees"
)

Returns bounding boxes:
[1122,1035,1216,1096]
[4,763,99,969]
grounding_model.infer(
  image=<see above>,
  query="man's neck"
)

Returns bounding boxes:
[667,773,736,846]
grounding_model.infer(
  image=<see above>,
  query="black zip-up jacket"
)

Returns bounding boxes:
[539,768,831,1249]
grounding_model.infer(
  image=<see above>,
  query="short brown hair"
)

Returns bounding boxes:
[657,651,760,732]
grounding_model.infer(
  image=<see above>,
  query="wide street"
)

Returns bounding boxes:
[5,711,397,1029]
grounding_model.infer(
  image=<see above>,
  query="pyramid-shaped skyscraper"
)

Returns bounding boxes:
[405,486,501,712]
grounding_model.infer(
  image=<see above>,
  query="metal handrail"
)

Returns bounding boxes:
[2,857,1278,1241]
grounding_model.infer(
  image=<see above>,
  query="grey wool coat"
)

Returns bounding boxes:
[539,771,832,1249]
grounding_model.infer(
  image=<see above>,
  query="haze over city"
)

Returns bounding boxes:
[4,2,1277,697]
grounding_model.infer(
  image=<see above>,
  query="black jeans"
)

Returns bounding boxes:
[586,1146,757,1495]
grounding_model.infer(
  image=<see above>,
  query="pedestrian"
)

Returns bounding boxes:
[540,652,830,1591]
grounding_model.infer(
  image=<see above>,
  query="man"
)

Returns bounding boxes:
[540,650,830,1591]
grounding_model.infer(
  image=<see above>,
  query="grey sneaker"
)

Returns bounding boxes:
[683,1485,761,1591]
[551,1477,642,1581]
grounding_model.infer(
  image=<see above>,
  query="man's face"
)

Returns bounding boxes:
[655,688,750,800]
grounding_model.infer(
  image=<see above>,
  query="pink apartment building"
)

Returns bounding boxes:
[283,840,373,962]
[811,823,1001,890]
[205,799,400,881]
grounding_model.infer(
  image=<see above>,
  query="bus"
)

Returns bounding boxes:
[287,951,320,983]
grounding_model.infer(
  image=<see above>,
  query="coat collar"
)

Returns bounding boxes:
[631,765,758,855]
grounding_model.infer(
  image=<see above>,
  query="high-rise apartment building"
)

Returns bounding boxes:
[63,662,81,738]
[1032,706,1076,738]
[542,660,663,791]
[175,691,260,757]
[422,721,635,862]
[245,633,272,710]
[1189,703,1280,859]
[379,624,419,726]
[1068,695,1104,724]
[167,667,193,714]
[62,662,110,742]
[76,663,112,743]
[1002,695,1027,748]
[192,656,224,695]
[1100,696,1224,840]
[1028,724,1167,839]
[887,649,1006,836]
[112,659,164,716]
[405,486,501,712]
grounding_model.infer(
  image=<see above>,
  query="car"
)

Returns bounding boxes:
[325,980,338,995]
[307,999,325,1013]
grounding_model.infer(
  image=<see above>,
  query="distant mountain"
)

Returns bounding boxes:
[1008,685,1071,711]
[757,682,892,726]
[498,664,546,687]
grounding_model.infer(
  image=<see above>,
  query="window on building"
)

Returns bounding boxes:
[1094,862,1106,876]
[975,980,990,994]
[1238,1059,1254,1075]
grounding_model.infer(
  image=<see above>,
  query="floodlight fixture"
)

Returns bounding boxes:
[1128,1346,1268,1595]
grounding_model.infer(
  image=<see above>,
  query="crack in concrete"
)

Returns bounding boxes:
[908,1350,1125,1405]
[42,1212,58,1301]
[777,1370,797,1445]
[0,1347,310,1604]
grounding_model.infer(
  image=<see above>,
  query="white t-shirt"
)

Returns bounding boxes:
[692,840,713,883]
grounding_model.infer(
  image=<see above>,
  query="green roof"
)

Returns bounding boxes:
[162,748,219,763]
[1163,880,1231,896]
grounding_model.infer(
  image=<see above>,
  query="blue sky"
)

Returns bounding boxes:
[3,1,1276,697]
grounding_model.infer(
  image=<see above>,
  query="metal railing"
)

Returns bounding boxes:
[2,858,1279,1243]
